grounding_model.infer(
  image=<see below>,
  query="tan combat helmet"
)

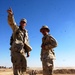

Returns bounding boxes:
[40,25,50,32]
[20,18,27,23]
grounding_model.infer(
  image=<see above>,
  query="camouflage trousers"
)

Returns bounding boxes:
[42,58,54,75]
[11,52,27,75]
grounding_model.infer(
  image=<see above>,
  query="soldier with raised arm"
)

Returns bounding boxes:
[7,8,32,75]
[40,25,57,75]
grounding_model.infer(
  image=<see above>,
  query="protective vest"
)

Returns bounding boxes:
[10,26,32,53]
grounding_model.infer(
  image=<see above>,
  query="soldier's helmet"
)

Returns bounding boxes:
[20,18,27,23]
[40,25,50,32]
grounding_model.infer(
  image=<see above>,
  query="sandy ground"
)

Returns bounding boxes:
[0,72,75,75]
[0,72,74,75]
[0,68,75,75]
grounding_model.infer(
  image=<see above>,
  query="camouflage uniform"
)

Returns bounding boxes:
[40,26,57,75]
[8,14,32,75]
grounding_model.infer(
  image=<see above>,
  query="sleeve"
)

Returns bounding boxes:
[24,30,32,51]
[25,30,29,44]
[49,35,57,48]
[8,14,18,31]
[45,35,57,49]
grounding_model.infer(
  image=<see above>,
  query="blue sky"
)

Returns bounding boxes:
[0,0,75,68]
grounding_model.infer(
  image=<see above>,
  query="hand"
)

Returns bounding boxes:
[7,8,13,15]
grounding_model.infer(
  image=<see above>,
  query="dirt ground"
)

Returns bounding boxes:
[0,71,75,75]
[0,72,74,75]
[0,72,75,75]
[0,68,75,75]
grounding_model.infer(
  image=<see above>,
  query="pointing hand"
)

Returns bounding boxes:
[7,8,13,15]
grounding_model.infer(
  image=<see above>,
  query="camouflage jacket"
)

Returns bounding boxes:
[41,34,57,60]
[8,14,32,53]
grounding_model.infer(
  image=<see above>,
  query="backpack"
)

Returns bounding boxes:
[10,34,13,46]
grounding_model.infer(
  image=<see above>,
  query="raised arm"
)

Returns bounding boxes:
[7,8,18,31]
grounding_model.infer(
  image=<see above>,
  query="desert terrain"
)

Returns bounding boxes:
[0,67,75,75]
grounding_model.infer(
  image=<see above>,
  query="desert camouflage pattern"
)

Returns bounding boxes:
[8,14,32,75]
[41,34,57,75]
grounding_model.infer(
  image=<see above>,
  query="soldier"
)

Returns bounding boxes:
[40,25,57,75]
[7,8,32,75]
